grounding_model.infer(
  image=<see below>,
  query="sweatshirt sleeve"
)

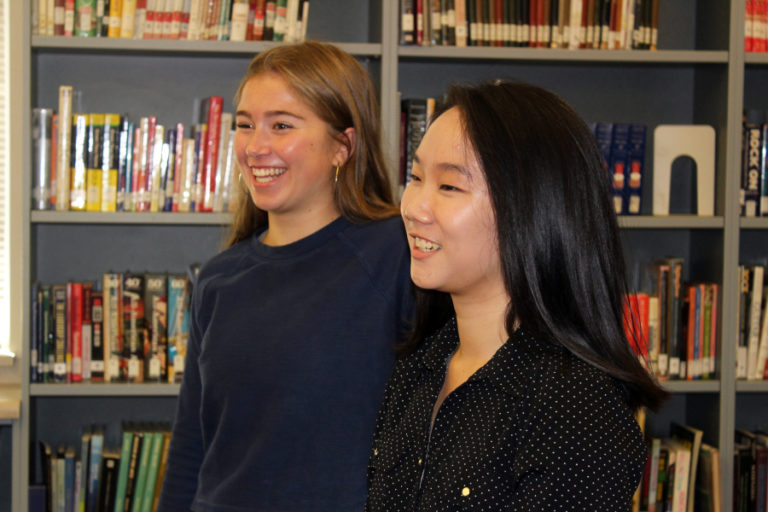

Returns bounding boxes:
[156,283,206,512]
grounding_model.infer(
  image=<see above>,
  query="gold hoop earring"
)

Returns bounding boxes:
[334,166,340,184]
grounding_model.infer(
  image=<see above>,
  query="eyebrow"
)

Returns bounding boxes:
[413,153,472,178]
[235,110,305,120]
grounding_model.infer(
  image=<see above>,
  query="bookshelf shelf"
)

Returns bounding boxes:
[29,383,180,397]
[663,380,721,393]
[745,53,768,65]
[617,216,725,229]
[740,217,768,229]
[31,36,384,57]
[735,381,768,393]
[30,211,232,225]
[397,46,729,64]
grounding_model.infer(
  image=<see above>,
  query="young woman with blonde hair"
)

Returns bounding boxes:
[158,42,413,512]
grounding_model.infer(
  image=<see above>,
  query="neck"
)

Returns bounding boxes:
[263,206,340,246]
[451,288,510,364]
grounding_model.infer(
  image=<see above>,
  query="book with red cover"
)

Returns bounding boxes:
[624,292,650,366]
[81,282,92,381]
[203,96,223,212]
[68,281,84,382]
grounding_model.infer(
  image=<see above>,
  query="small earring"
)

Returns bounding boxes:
[334,166,340,184]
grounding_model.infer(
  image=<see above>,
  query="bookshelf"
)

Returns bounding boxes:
[7,1,764,511]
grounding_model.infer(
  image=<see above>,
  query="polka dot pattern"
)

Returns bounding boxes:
[365,317,647,511]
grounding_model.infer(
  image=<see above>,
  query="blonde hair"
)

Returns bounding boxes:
[227,41,398,247]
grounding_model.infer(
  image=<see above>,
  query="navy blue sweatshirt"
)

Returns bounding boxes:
[157,216,413,512]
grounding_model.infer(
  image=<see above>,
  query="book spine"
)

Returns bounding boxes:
[32,108,54,210]
[202,96,223,211]
[104,272,125,382]
[143,274,167,382]
[75,0,97,36]
[191,123,207,212]
[70,282,83,382]
[747,265,765,379]
[218,128,236,213]
[738,265,750,379]
[626,124,646,215]
[122,274,146,383]
[167,274,189,383]
[120,0,137,37]
[130,431,153,512]
[212,112,232,212]
[113,429,134,512]
[31,283,41,383]
[744,119,764,216]
[100,113,121,211]
[666,258,684,379]
[149,124,166,212]
[90,292,105,381]
[56,86,74,211]
[42,285,54,382]
[230,0,249,40]
[179,138,196,212]
[53,285,68,382]
[609,123,630,215]
[85,113,104,212]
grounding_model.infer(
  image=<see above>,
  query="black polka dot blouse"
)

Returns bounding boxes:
[365,317,647,511]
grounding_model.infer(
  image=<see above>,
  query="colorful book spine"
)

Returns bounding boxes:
[143,273,167,382]
[122,273,146,383]
[90,292,105,381]
[100,113,121,212]
[167,274,190,383]
[84,113,104,212]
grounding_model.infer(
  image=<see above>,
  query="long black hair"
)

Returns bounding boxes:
[403,80,667,412]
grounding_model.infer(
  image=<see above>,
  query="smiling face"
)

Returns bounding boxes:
[401,107,504,300]
[234,71,349,224]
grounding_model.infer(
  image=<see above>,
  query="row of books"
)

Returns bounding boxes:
[399,0,660,50]
[741,109,768,217]
[628,258,720,381]
[32,87,239,213]
[746,0,768,53]
[633,422,718,512]
[35,423,170,512]
[30,269,197,384]
[32,0,310,43]
[592,122,646,216]
[734,429,768,512]
[737,264,768,380]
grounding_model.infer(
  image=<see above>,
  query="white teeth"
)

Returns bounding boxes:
[251,167,286,182]
[413,236,441,252]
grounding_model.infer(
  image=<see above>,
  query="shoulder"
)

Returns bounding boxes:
[510,330,628,411]
[338,216,408,255]
[191,234,259,299]
[507,330,645,460]
[337,216,411,289]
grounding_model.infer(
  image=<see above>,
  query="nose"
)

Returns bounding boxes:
[245,127,270,158]
[400,183,432,225]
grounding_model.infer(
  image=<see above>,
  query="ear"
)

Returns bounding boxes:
[331,127,356,167]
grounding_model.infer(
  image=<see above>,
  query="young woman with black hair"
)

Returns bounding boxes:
[365,80,667,511]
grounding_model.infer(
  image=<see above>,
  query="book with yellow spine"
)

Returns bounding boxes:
[85,113,104,212]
